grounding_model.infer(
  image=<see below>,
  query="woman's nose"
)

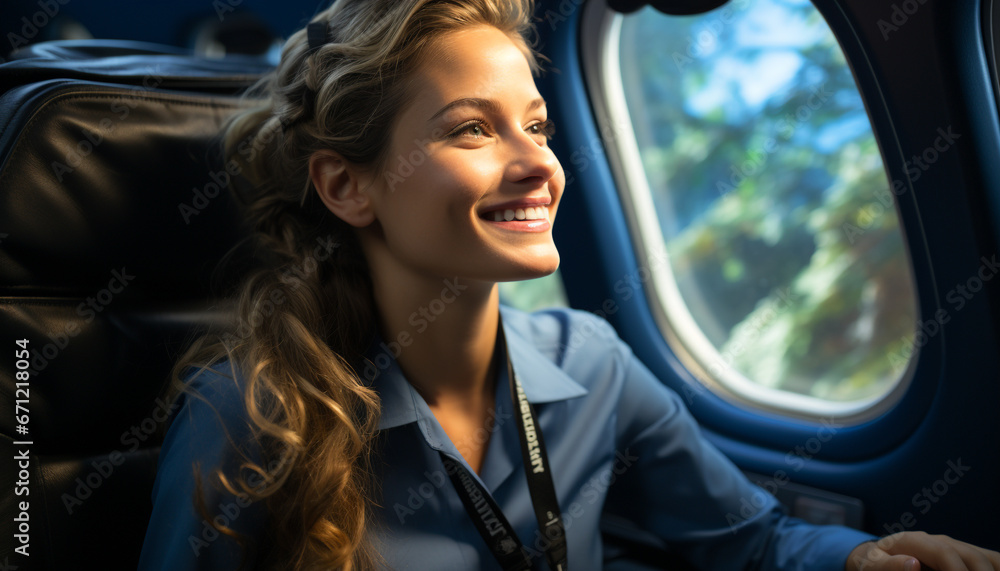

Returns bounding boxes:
[505,130,560,187]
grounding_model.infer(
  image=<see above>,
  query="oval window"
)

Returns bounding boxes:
[594,0,918,417]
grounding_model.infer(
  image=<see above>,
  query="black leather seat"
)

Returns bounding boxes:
[0,40,269,570]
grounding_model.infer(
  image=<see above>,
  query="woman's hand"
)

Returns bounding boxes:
[846,531,1000,571]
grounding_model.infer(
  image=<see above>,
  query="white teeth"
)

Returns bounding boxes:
[525,207,546,220]
[485,206,549,222]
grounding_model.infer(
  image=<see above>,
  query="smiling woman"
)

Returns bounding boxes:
[136,1,1000,570]
[314,23,564,289]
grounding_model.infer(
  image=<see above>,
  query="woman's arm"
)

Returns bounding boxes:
[601,340,873,570]
[595,316,998,571]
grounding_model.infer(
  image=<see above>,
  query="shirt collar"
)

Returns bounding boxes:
[366,304,588,431]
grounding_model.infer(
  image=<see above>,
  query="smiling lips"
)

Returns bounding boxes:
[480,203,552,232]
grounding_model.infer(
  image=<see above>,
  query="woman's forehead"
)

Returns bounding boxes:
[406,26,540,119]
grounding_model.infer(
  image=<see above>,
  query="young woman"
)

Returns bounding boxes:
[139,1,1000,569]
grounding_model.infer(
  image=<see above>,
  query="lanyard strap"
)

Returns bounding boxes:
[439,320,568,571]
[440,455,535,570]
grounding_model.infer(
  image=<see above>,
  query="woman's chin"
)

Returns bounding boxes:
[500,252,560,282]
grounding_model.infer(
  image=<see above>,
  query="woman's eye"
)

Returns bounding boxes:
[527,120,555,140]
[448,120,490,139]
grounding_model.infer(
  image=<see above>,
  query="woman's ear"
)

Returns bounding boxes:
[309,150,377,228]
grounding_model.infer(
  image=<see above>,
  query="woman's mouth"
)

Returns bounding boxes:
[482,206,549,222]
[479,205,552,232]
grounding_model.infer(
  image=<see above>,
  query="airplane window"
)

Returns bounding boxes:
[591,0,918,417]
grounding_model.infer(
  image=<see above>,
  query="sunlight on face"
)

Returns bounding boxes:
[364,25,565,286]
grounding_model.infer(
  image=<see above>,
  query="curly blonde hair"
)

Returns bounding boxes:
[167,1,541,569]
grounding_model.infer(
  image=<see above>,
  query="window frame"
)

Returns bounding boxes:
[579,0,917,422]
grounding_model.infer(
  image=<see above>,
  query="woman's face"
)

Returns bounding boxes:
[362,24,564,285]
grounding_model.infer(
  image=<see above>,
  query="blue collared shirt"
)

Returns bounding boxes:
[139,305,875,570]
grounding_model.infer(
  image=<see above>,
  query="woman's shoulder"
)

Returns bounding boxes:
[177,357,246,396]
[168,357,253,433]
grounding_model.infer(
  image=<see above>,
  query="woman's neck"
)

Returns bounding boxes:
[368,262,501,408]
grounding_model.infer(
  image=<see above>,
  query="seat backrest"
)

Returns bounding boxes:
[0,41,268,569]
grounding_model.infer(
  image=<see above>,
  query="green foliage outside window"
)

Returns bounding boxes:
[619,0,917,402]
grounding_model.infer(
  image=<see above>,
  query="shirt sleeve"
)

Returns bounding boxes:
[139,361,269,570]
[596,322,876,571]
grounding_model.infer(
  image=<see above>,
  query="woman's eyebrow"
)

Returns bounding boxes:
[428,97,547,122]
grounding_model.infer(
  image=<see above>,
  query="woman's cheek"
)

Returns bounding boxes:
[448,158,502,200]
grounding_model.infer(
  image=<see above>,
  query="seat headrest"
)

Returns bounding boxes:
[2,39,275,95]
[0,79,260,298]
[0,43,272,299]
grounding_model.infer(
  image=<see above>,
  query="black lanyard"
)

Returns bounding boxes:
[438,319,568,571]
